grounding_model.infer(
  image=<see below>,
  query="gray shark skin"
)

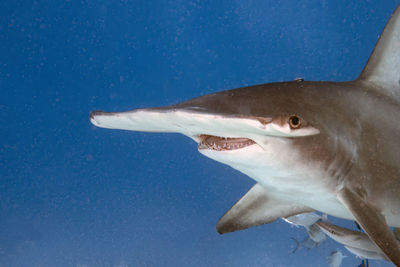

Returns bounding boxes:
[90,5,400,266]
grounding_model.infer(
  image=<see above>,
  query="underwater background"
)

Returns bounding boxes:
[1,0,399,266]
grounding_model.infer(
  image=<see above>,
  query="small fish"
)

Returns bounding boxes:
[283,212,322,228]
[328,251,345,267]
[284,212,326,245]
[301,236,318,250]
[307,223,326,243]
[290,237,300,253]
[290,236,318,252]
[358,259,369,267]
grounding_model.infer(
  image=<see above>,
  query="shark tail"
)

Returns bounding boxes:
[358,5,400,97]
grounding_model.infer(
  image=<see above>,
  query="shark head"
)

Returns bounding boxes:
[90,81,358,201]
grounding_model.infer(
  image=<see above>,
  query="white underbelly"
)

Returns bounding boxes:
[200,143,400,227]
[200,144,354,220]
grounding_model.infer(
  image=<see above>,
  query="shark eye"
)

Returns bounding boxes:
[289,115,301,129]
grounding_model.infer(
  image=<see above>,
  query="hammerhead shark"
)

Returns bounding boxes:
[90,5,400,265]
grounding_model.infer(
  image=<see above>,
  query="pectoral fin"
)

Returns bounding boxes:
[217,183,313,234]
[337,187,400,265]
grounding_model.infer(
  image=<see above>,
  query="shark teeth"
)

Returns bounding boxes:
[198,135,256,151]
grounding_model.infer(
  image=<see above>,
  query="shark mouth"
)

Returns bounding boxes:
[198,135,256,151]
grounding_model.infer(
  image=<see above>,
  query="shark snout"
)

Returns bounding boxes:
[90,108,320,144]
[89,108,271,135]
[90,110,111,126]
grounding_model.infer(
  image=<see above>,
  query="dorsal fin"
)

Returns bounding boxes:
[358,5,400,98]
[217,183,313,234]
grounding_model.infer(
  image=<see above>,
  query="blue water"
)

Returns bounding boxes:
[1,1,398,266]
